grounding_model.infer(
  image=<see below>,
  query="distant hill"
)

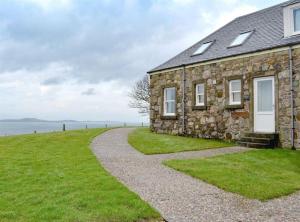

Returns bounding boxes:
[0,118,130,124]
[0,118,78,122]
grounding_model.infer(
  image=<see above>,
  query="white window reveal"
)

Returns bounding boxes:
[230,31,252,47]
[164,87,176,116]
[229,80,242,105]
[283,2,300,37]
[193,41,213,55]
[294,8,300,32]
[195,83,205,106]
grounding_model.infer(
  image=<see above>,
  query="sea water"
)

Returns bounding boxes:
[0,121,144,136]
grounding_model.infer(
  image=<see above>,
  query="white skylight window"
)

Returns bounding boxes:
[193,41,213,55]
[230,31,252,47]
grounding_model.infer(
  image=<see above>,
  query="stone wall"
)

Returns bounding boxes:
[150,70,184,135]
[150,48,300,148]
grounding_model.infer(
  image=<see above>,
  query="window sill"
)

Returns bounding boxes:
[284,33,300,38]
[192,105,207,111]
[225,104,244,109]
[161,115,178,120]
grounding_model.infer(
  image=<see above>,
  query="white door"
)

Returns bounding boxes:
[254,76,275,133]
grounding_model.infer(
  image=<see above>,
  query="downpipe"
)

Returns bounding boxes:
[288,47,296,150]
[181,64,186,135]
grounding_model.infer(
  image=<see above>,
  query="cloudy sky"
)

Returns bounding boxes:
[0,0,282,122]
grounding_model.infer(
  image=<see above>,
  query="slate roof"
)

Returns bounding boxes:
[149,0,300,73]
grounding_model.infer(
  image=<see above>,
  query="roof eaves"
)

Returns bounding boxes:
[148,42,300,74]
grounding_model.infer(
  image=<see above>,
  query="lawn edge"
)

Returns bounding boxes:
[128,128,235,155]
[162,149,300,201]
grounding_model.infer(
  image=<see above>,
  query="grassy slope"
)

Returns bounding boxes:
[0,129,161,222]
[128,128,234,154]
[165,149,300,201]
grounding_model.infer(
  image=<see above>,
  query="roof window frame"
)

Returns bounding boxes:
[228,30,254,48]
[192,41,214,56]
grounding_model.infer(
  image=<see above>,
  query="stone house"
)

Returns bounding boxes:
[148,0,300,149]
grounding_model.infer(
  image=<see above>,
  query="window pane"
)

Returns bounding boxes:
[166,101,175,114]
[294,9,300,32]
[197,95,204,105]
[231,80,241,91]
[257,80,273,112]
[165,88,175,100]
[232,92,241,103]
[193,42,213,55]
[197,84,204,94]
[230,31,252,47]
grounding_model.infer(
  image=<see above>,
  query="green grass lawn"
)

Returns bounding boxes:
[165,149,300,201]
[0,129,161,222]
[128,128,234,154]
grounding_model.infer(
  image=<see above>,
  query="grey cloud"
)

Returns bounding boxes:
[81,88,96,96]
[42,77,66,86]
[0,0,249,84]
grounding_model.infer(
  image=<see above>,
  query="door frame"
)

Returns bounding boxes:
[253,76,276,133]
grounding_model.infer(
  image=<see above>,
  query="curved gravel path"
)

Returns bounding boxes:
[91,128,300,222]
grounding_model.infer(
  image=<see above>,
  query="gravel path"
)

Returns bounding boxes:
[91,128,300,222]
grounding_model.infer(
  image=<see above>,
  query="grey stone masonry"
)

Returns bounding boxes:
[150,48,300,148]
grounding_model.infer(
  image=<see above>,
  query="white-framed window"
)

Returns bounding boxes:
[193,41,213,55]
[229,31,252,47]
[283,3,300,37]
[229,80,242,105]
[294,8,300,33]
[195,83,205,106]
[164,87,176,116]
